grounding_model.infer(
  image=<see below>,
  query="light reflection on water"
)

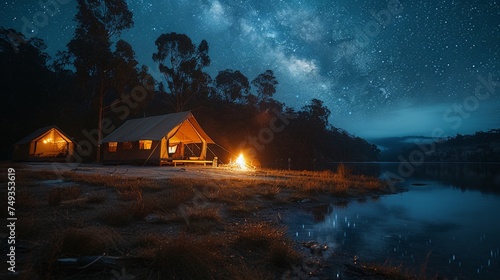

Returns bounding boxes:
[286,163,500,280]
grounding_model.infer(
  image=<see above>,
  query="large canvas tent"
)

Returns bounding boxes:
[101,111,215,165]
[13,126,74,161]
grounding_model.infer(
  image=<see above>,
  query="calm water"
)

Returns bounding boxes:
[286,163,500,279]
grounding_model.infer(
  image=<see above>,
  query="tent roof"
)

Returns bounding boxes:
[13,126,73,146]
[101,111,214,144]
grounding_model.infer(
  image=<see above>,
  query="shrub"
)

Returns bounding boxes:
[268,241,301,267]
[232,222,300,269]
[234,222,286,250]
[150,236,222,279]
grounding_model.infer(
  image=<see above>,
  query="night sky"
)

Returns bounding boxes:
[1,0,499,139]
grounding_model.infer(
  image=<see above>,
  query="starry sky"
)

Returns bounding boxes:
[1,0,499,139]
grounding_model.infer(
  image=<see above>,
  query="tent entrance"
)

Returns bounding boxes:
[33,129,70,157]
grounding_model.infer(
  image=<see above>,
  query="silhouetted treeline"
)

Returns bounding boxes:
[0,0,379,168]
[399,129,500,162]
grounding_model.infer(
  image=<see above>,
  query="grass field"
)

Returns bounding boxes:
[0,163,420,280]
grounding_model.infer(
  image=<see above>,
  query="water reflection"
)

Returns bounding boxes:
[286,164,500,279]
[324,162,500,195]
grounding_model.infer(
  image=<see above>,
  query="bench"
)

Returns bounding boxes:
[172,159,214,167]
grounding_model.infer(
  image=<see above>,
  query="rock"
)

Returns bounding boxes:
[144,213,161,223]
[304,240,318,248]
[310,244,323,255]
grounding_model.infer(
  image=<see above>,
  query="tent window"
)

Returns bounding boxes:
[168,145,178,154]
[108,142,118,152]
[139,140,152,150]
[123,141,132,150]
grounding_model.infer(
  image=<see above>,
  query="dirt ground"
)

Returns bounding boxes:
[22,162,306,181]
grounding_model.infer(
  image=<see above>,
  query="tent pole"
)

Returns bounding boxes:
[143,140,162,166]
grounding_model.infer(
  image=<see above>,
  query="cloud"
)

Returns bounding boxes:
[283,55,318,78]
[202,0,233,32]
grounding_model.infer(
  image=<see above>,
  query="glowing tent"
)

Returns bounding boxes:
[13,126,74,161]
[101,111,215,165]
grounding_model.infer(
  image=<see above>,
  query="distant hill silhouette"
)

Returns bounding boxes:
[375,130,500,162]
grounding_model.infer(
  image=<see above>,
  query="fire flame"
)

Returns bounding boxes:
[235,153,247,170]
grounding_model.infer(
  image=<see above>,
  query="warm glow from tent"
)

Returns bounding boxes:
[236,153,247,170]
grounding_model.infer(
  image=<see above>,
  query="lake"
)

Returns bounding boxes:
[285,163,500,279]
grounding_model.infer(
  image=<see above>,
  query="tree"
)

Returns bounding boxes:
[66,0,134,161]
[302,98,331,128]
[214,69,250,102]
[152,32,211,112]
[110,40,140,91]
[251,70,278,101]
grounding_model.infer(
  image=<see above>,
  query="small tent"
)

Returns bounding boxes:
[13,126,74,161]
[101,111,215,165]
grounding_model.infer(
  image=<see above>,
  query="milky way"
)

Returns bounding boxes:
[1,0,499,138]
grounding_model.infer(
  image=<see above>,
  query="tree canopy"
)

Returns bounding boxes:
[214,69,250,102]
[153,32,211,112]
[251,70,278,101]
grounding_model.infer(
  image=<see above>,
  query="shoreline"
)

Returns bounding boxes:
[1,162,412,279]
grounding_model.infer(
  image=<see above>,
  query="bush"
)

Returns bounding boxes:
[150,236,222,279]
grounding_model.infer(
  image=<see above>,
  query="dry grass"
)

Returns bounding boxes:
[131,196,162,219]
[116,186,142,201]
[353,262,418,280]
[260,185,282,200]
[212,181,259,204]
[85,191,107,203]
[138,229,296,279]
[232,222,300,267]
[181,206,222,234]
[148,235,224,279]
[35,225,126,278]
[1,169,61,187]
[234,222,286,249]
[99,205,133,227]
[61,172,160,189]
[10,164,392,280]
[280,169,385,197]
[16,214,43,239]
[46,186,81,206]
[16,190,39,209]
[228,202,262,215]
[224,262,275,280]
[254,164,385,197]
[155,187,195,210]
[183,206,221,222]
[42,226,125,263]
